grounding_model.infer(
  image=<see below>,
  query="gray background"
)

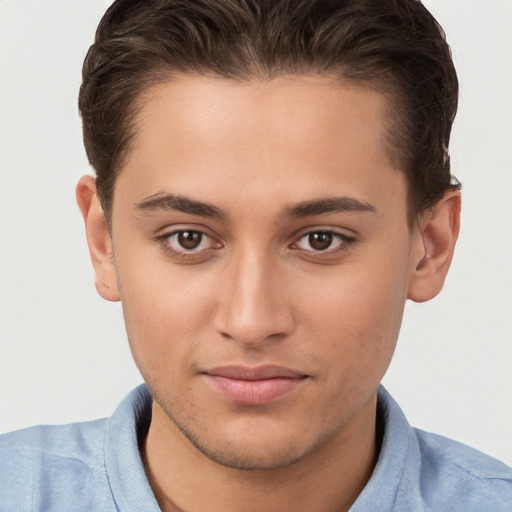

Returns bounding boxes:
[1,0,511,465]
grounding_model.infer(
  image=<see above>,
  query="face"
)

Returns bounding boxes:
[108,75,419,469]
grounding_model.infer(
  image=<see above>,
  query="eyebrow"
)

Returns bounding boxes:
[285,196,376,218]
[135,193,226,219]
[135,192,375,220]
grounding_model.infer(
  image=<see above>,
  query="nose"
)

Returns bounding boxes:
[213,247,295,347]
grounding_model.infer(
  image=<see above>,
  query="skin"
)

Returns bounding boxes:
[77,74,460,512]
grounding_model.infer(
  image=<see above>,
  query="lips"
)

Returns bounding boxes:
[203,365,308,405]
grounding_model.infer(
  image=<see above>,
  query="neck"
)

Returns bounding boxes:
[142,395,379,512]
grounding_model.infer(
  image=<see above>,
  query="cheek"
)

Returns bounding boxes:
[114,252,219,372]
[295,248,411,373]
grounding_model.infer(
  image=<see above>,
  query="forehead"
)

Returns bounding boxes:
[115,74,406,220]
[133,74,390,164]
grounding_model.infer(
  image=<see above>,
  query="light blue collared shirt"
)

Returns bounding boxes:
[1,385,511,511]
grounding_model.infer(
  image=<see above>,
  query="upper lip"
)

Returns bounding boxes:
[205,365,308,381]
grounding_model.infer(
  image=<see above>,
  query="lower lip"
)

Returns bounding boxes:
[204,375,306,405]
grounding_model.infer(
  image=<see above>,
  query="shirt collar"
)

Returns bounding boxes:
[105,384,160,511]
[105,384,421,511]
[350,386,424,511]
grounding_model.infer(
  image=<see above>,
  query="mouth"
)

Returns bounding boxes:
[202,365,309,405]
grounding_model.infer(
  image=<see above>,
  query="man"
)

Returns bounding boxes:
[1,0,511,510]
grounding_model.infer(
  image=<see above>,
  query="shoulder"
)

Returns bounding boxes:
[372,387,512,512]
[0,417,107,459]
[0,419,116,511]
[415,428,512,511]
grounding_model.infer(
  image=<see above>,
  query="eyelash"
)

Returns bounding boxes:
[155,228,356,260]
[292,230,356,256]
[155,229,219,259]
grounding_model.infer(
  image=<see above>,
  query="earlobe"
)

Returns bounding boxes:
[407,190,461,303]
[76,175,120,302]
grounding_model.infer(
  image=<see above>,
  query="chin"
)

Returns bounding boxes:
[184,433,314,471]
[168,408,339,472]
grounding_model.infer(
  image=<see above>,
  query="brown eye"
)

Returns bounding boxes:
[177,231,203,250]
[307,232,333,251]
[294,230,354,254]
[159,228,223,259]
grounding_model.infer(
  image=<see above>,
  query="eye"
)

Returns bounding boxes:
[294,230,354,253]
[160,229,220,255]
[173,230,206,250]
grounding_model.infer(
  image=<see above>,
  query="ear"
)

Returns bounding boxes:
[407,190,461,303]
[76,175,120,302]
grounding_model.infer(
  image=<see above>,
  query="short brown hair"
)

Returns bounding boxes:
[79,0,460,224]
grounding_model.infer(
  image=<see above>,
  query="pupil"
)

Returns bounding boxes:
[309,232,332,251]
[178,231,202,249]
